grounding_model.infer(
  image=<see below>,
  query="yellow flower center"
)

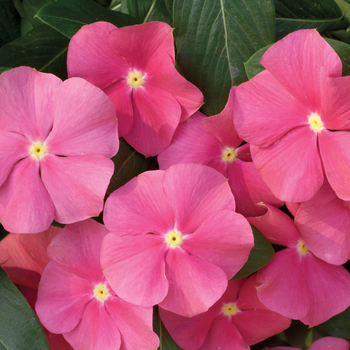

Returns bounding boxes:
[308,113,324,132]
[297,240,308,255]
[93,284,110,302]
[165,230,183,248]
[222,303,239,316]
[127,70,144,89]
[221,147,237,163]
[30,142,46,159]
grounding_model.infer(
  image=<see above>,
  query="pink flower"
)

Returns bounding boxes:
[67,21,203,156]
[0,66,119,233]
[159,276,291,350]
[101,163,254,316]
[234,29,350,203]
[35,219,159,350]
[158,87,283,217]
[249,204,350,326]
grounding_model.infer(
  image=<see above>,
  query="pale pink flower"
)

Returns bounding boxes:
[249,204,350,326]
[0,66,119,233]
[67,21,203,157]
[160,275,291,350]
[158,87,283,217]
[234,29,350,203]
[101,163,254,317]
[35,219,159,350]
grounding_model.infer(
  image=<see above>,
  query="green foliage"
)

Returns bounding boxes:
[0,267,50,350]
[317,307,350,341]
[172,0,275,115]
[23,0,55,27]
[0,0,21,48]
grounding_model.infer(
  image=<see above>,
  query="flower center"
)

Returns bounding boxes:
[165,230,183,248]
[308,113,324,132]
[221,147,237,163]
[297,240,308,255]
[93,283,110,302]
[222,302,239,316]
[30,142,46,159]
[127,70,144,89]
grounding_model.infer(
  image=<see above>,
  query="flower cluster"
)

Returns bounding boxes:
[1,19,350,350]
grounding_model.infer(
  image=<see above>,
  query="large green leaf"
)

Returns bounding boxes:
[173,0,275,115]
[122,0,172,24]
[244,44,271,80]
[36,0,137,39]
[231,225,274,280]
[0,0,21,48]
[0,267,50,350]
[23,0,55,27]
[274,0,343,40]
[317,307,350,341]
[0,24,69,80]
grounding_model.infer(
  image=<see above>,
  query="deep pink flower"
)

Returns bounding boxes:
[101,163,254,317]
[234,29,350,203]
[67,21,203,156]
[0,66,119,233]
[158,87,283,217]
[249,204,350,326]
[35,219,159,350]
[160,275,291,350]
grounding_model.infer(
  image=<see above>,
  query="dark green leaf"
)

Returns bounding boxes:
[317,307,350,341]
[36,0,137,39]
[122,0,172,24]
[164,0,173,16]
[231,225,274,280]
[0,24,69,80]
[107,138,158,195]
[0,267,50,350]
[274,0,343,40]
[173,0,275,115]
[0,223,9,241]
[326,38,350,76]
[244,44,271,79]
[0,67,12,74]
[0,0,21,48]
[23,0,55,27]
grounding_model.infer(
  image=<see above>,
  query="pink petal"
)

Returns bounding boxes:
[45,332,74,350]
[319,130,350,201]
[251,125,323,202]
[248,204,300,247]
[160,248,228,317]
[47,219,108,283]
[106,296,159,350]
[256,249,310,319]
[35,262,93,334]
[40,154,113,224]
[309,337,349,350]
[261,29,342,110]
[0,157,55,233]
[199,315,249,350]
[163,163,236,234]
[0,66,62,141]
[101,233,168,307]
[157,112,221,170]
[63,300,121,350]
[300,253,350,326]
[234,70,309,147]
[124,83,181,156]
[183,210,253,279]
[103,170,175,235]
[286,202,300,217]
[67,21,129,88]
[45,77,118,158]
[108,21,174,72]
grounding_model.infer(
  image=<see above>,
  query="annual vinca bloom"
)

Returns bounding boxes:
[35,219,159,350]
[0,66,119,233]
[101,163,254,317]
[234,29,350,202]
[67,21,203,156]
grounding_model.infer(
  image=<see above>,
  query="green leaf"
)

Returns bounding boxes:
[326,38,350,76]
[274,0,343,40]
[36,0,137,39]
[244,44,271,80]
[317,307,350,341]
[122,0,172,24]
[0,0,21,48]
[23,0,55,27]
[173,0,275,115]
[107,138,158,195]
[0,267,50,350]
[0,223,9,241]
[0,24,69,80]
[231,225,274,280]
